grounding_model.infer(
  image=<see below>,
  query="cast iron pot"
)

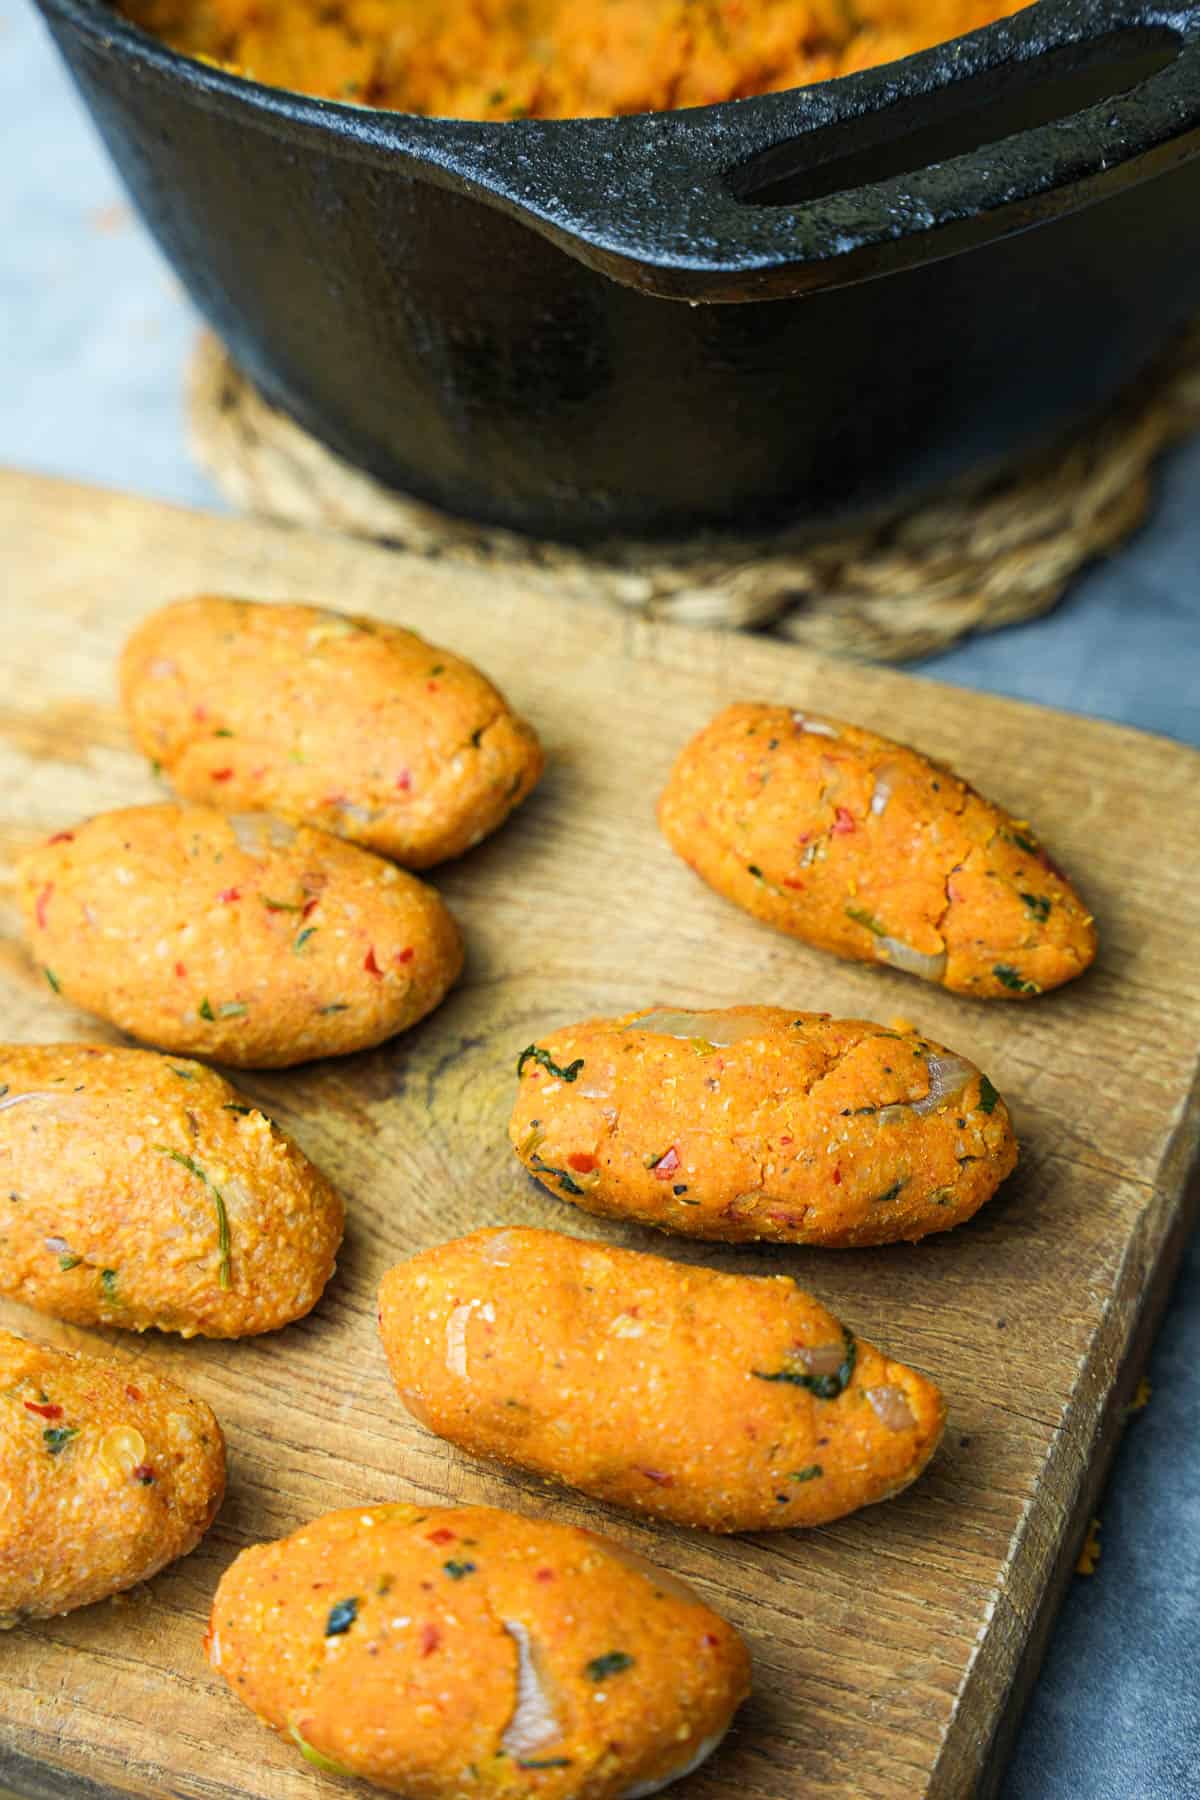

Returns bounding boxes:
[33,0,1200,539]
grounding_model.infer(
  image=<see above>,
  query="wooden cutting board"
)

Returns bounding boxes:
[1,469,1198,1800]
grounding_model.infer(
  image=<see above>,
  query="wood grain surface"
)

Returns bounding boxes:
[1,469,1198,1800]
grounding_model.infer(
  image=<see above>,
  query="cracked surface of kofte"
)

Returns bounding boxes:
[206,1501,749,1797]
[17,805,463,1066]
[658,704,1097,999]
[380,1228,946,1533]
[511,1006,1015,1246]
[120,597,544,868]
[0,1328,225,1626]
[0,1044,343,1336]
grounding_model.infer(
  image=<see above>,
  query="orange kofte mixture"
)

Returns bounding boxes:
[117,0,1031,120]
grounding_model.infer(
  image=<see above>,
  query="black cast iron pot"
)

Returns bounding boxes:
[32,0,1200,539]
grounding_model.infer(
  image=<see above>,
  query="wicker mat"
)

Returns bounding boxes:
[190,321,1200,662]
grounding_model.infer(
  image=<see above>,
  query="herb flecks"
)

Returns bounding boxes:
[325,1597,359,1636]
[753,1328,857,1400]
[517,1045,584,1083]
[154,1147,231,1290]
[530,1156,584,1197]
[871,1179,906,1205]
[43,967,61,993]
[993,964,1042,995]
[585,1651,634,1683]
[1019,892,1052,923]
[1005,830,1041,856]
[294,927,318,953]
[443,1560,476,1580]
[845,906,885,936]
[44,1425,79,1456]
[100,1268,119,1299]
[977,1075,1000,1115]
[790,1464,823,1482]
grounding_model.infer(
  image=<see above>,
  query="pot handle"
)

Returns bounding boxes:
[530,0,1200,301]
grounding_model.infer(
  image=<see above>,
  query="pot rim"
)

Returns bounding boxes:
[36,0,1200,298]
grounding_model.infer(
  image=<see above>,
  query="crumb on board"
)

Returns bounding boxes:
[1076,1517,1101,1576]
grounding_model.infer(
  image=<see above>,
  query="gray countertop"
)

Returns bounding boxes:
[3,2,1199,1792]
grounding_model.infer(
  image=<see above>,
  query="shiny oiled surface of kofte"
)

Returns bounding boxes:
[0,1044,343,1336]
[380,1228,946,1532]
[658,704,1097,998]
[0,1328,225,1626]
[120,597,544,868]
[17,805,463,1066]
[511,1006,1016,1246]
[207,1502,750,1797]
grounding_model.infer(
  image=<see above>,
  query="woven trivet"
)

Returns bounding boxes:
[190,320,1200,661]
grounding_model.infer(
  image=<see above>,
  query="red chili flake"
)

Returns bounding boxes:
[395,947,414,964]
[779,1135,793,1147]
[639,1468,675,1486]
[782,877,806,890]
[534,1568,556,1583]
[211,768,233,783]
[419,1623,441,1657]
[363,946,383,978]
[125,1385,143,1403]
[832,807,857,835]
[131,1464,156,1485]
[324,793,349,808]
[426,681,440,693]
[192,705,208,722]
[47,831,74,845]
[302,897,320,920]
[568,1152,597,1174]
[426,1527,456,1545]
[34,883,54,929]
[652,1146,681,1180]
[702,1632,721,1648]
[24,1400,63,1420]
[174,962,187,979]
[833,1167,842,1186]
[796,832,812,846]
[395,770,412,791]
[218,887,241,904]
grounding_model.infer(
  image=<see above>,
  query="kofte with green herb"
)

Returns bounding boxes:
[379,1227,945,1532]
[0,1327,225,1625]
[0,1043,343,1336]
[206,1500,748,1796]
[658,703,1097,999]
[510,1006,1016,1246]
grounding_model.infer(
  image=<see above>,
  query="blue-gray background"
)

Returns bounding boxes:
[2,2,1198,1792]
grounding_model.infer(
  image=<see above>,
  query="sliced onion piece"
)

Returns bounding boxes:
[910,1053,975,1116]
[866,1386,916,1432]
[628,1010,766,1047]
[620,1728,732,1799]
[876,937,947,984]
[793,1341,849,1377]
[229,813,297,856]
[444,1299,494,1377]
[500,1622,563,1759]
[791,713,840,738]
[0,1091,88,1122]
[869,760,905,817]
